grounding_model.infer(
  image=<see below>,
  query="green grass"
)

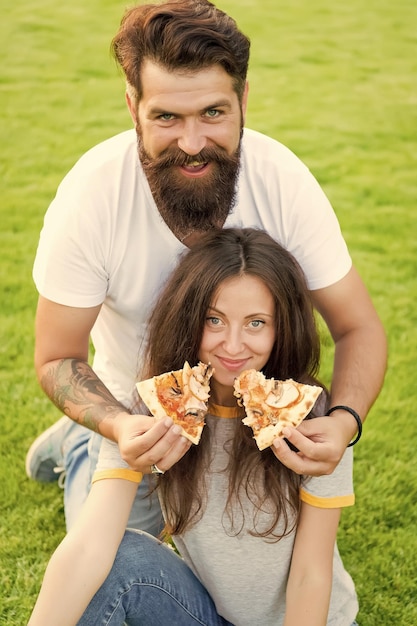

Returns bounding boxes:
[1,0,416,623]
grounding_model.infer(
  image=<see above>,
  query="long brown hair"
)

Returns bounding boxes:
[111,0,250,103]
[140,228,327,540]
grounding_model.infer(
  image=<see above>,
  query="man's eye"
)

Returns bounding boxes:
[158,113,174,121]
[205,109,220,118]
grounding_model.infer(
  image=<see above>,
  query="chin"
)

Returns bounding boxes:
[218,373,240,389]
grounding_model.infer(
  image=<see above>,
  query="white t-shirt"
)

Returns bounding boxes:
[33,128,351,407]
[94,405,358,626]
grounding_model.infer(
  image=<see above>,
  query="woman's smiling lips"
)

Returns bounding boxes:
[216,357,250,372]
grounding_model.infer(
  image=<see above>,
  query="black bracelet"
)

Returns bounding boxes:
[326,405,362,447]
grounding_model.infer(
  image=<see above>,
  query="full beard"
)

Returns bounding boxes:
[137,133,242,234]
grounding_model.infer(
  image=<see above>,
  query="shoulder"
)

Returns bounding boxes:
[241,128,310,174]
[60,130,138,188]
[74,129,137,166]
[39,130,145,251]
[238,128,320,206]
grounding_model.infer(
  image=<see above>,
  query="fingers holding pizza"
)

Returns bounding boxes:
[233,369,323,450]
[114,412,193,474]
[272,416,354,477]
[112,362,213,474]
[136,361,213,446]
[232,370,342,476]
[136,362,324,474]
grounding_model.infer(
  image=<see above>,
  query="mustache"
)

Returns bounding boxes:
[144,145,239,169]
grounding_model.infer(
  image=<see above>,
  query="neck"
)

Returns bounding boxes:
[179,230,208,247]
[178,221,226,248]
[209,380,239,407]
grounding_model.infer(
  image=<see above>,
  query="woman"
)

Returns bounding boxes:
[28,228,359,625]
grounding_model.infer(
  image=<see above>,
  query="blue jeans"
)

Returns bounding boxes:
[62,422,163,535]
[78,530,359,626]
[65,428,359,626]
[78,530,233,625]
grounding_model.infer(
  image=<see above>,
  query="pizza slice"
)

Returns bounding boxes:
[136,361,213,445]
[233,369,323,450]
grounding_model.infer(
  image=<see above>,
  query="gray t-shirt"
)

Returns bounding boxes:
[95,405,358,625]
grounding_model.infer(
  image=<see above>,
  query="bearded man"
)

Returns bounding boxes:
[27,0,386,534]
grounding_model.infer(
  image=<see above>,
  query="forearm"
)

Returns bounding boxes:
[28,479,137,626]
[330,318,387,428]
[284,504,339,625]
[28,534,113,626]
[38,358,130,441]
[284,573,331,626]
[312,266,387,426]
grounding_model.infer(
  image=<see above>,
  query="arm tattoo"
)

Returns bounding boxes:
[41,359,127,433]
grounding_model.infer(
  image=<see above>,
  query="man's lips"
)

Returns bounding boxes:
[216,357,250,372]
[179,162,210,177]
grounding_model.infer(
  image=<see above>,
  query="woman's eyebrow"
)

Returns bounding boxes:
[207,306,274,319]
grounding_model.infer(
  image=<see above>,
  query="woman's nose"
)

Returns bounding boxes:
[223,329,244,355]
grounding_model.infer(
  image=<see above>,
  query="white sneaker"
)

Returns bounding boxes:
[25,416,72,484]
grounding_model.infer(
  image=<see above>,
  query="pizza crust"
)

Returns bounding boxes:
[234,369,323,450]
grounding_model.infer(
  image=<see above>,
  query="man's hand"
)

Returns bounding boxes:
[272,413,356,476]
[279,264,387,478]
[114,413,192,474]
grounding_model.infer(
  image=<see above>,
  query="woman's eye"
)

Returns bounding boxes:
[249,320,264,329]
[207,316,221,326]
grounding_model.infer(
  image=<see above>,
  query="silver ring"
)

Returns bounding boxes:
[151,463,165,475]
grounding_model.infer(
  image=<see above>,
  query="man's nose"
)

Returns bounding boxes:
[177,119,207,156]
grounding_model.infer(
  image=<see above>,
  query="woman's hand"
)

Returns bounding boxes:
[272,414,355,476]
[114,413,192,473]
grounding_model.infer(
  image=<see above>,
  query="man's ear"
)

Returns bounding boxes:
[125,90,138,126]
[241,81,249,125]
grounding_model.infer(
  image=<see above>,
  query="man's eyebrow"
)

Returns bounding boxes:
[203,100,232,110]
[148,106,174,116]
[148,100,233,117]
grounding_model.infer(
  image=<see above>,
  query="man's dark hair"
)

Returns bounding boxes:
[111,0,250,102]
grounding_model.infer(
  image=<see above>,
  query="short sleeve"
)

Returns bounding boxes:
[300,447,355,508]
[92,438,142,484]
